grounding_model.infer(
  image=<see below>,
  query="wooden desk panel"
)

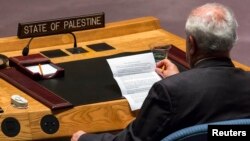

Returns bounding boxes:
[0,17,249,140]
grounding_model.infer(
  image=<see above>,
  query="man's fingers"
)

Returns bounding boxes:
[155,68,164,78]
[71,131,86,141]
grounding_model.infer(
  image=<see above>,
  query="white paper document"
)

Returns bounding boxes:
[26,64,57,76]
[107,53,161,111]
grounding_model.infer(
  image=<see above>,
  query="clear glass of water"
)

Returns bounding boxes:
[150,43,172,62]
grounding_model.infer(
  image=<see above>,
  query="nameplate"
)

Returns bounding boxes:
[17,12,105,39]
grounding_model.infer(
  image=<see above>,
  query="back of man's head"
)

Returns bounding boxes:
[185,3,238,52]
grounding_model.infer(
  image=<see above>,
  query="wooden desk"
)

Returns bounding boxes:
[0,17,249,140]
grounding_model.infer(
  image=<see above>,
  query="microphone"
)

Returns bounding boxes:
[0,54,9,69]
[66,32,85,54]
[22,38,34,56]
[70,32,77,49]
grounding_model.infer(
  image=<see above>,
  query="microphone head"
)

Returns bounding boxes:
[22,46,29,56]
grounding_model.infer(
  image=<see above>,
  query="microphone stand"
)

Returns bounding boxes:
[22,33,86,56]
[66,32,86,54]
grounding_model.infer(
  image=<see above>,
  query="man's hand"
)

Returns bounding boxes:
[71,130,86,141]
[155,59,179,78]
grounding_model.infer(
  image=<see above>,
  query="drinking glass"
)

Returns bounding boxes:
[150,43,172,62]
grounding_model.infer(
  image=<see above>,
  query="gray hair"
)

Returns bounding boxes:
[185,3,238,52]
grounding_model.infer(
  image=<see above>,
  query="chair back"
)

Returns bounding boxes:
[161,119,250,141]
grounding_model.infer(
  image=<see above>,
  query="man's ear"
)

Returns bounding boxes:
[188,35,197,56]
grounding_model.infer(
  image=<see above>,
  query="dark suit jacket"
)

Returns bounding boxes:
[79,57,250,141]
